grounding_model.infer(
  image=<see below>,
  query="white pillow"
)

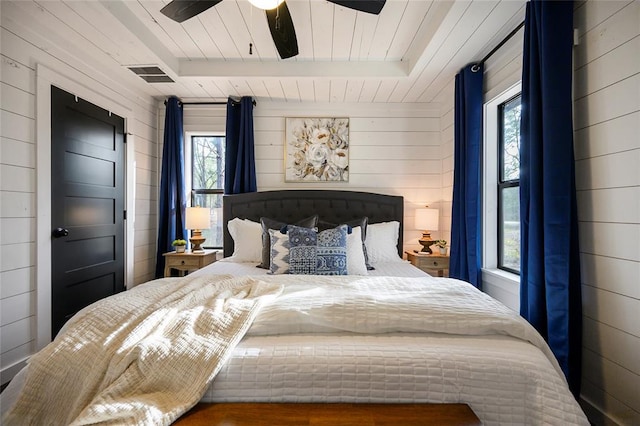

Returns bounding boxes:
[346,227,368,275]
[365,221,403,263]
[226,218,262,262]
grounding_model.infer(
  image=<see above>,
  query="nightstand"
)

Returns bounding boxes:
[406,251,450,277]
[163,250,217,278]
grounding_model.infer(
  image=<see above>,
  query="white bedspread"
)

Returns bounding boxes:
[2,272,588,425]
[202,273,589,425]
[2,274,282,426]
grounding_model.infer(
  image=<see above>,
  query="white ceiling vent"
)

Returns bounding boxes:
[128,66,174,83]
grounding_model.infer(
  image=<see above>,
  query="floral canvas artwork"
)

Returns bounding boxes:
[285,117,349,182]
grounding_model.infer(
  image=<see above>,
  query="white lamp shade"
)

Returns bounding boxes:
[186,207,211,230]
[248,0,284,10]
[415,208,439,231]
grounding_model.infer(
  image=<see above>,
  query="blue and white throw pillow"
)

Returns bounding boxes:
[288,225,318,274]
[316,225,348,275]
[287,224,348,275]
[268,229,290,274]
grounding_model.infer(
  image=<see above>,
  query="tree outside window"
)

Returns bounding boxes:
[191,136,225,248]
[498,95,521,273]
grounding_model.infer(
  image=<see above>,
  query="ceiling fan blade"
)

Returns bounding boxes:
[327,0,386,15]
[160,0,223,23]
[266,1,299,59]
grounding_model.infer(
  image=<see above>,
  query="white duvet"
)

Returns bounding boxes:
[205,273,590,425]
[2,272,588,425]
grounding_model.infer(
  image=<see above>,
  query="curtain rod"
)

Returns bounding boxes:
[472,21,525,72]
[163,99,257,107]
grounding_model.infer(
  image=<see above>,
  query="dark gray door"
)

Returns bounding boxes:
[51,86,125,337]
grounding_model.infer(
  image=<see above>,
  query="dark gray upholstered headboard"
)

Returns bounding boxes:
[223,190,404,258]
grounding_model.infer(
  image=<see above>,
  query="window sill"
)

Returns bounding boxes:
[482,268,520,311]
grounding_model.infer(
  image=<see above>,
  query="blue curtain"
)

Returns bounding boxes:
[224,97,257,194]
[450,63,484,289]
[155,97,186,278]
[520,0,582,396]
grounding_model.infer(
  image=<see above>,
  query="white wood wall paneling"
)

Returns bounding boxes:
[417,2,525,103]
[2,1,160,103]
[574,73,639,130]
[37,0,146,67]
[482,28,524,103]
[389,1,469,103]
[575,149,640,190]
[180,14,225,59]
[402,1,498,103]
[577,187,640,223]
[579,222,640,262]
[200,4,245,59]
[1,7,160,381]
[574,1,638,69]
[385,1,434,62]
[280,79,302,102]
[575,1,640,423]
[583,348,640,414]
[134,0,204,60]
[574,36,639,100]
[365,1,404,60]
[581,253,640,300]
[263,78,286,101]
[583,316,640,376]
[358,80,381,103]
[1,56,34,93]
[253,102,444,251]
[332,6,357,60]
[62,0,159,66]
[1,17,158,117]
[574,112,640,160]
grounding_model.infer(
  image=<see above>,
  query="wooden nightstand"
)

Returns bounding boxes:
[163,250,217,278]
[406,251,450,277]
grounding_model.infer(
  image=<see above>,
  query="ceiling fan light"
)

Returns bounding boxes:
[248,0,284,10]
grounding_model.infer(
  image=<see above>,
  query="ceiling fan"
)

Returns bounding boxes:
[160,0,386,59]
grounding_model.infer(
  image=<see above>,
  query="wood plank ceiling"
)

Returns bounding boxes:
[2,0,526,103]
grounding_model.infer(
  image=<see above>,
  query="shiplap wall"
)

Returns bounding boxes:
[460,1,639,424]
[158,101,446,255]
[480,26,525,310]
[0,17,159,384]
[573,1,640,424]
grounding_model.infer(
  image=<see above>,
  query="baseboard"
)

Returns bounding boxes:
[580,395,621,426]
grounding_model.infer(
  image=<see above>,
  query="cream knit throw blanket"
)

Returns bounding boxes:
[3,274,283,425]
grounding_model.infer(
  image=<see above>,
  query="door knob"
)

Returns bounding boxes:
[52,228,69,238]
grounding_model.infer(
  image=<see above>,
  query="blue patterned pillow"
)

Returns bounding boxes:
[288,224,348,275]
[268,229,290,274]
[288,225,317,274]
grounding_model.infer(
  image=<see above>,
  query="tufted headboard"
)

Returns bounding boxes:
[222,190,404,258]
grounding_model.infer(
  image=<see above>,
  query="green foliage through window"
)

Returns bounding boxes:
[191,136,225,248]
[498,95,521,274]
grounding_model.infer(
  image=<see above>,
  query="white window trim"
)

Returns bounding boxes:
[482,83,521,311]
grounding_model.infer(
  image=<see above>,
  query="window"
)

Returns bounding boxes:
[497,95,521,273]
[483,83,521,278]
[190,135,225,248]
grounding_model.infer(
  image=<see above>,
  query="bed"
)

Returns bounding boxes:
[1,190,588,425]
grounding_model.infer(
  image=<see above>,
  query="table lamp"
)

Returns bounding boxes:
[186,206,210,253]
[415,208,439,254]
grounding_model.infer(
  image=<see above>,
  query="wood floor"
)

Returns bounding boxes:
[173,403,482,425]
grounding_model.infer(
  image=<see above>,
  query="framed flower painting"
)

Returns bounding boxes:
[284,117,349,182]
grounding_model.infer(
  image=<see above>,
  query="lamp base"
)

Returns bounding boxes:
[189,230,206,253]
[418,232,434,254]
